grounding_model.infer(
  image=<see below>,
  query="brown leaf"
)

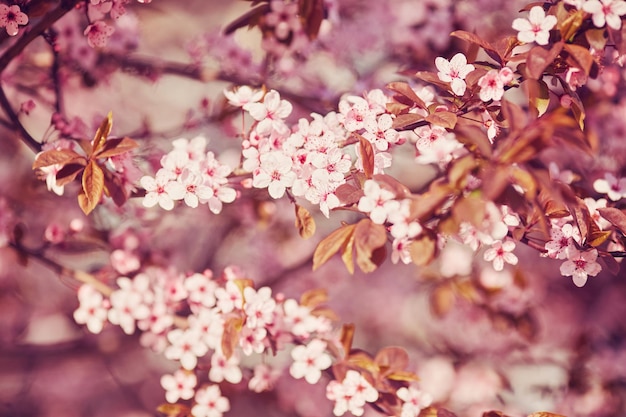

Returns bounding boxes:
[524,42,563,80]
[391,113,424,130]
[375,346,409,373]
[156,403,192,417]
[425,111,457,129]
[386,82,426,109]
[598,207,626,236]
[409,181,454,222]
[221,316,243,359]
[294,204,316,239]
[32,149,86,169]
[347,350,379,374]
[103,173,128,207]
[586,28,608,51]
[430,283,455,317]
[94,136,139,159]
[92,112,113,155]
[340,230,356,274]
[564,44,594,75]
[451,30,502,64]
[313,223,357,271]
[500,99,527,134]
[55,163,86,187]
[299,0,325,40]
[335,183,363,205]
[559,9,584,41]
[356,133,375,179]
[452,195,486,228]
[413,71,452,90]
[409,234,436,266]
[454,124,493,158]
[448,154,477,190]
[354,218,388,273]
[525,78,550,118]
[300,288,328,308]
[386,370,420,382]
[372,174,411,199]
[80,161,105,215]
[339,323,355,356]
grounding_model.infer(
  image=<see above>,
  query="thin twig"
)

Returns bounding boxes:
[0,84,42,152]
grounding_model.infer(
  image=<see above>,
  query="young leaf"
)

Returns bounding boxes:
[450,30,502,64]
[339,323,355,356]
[300,288,328,308]
[32,149,85,169]
[294,204,316,239]
[409,234,436,266]
[94,136,139,159]
[221,316,243,359]
[391,113,424,130]
[524,42,563,80]
[92,112,113,155]
[386,82,426,109]
[564,44,594,75]
[80,161,105,215]
[354,218,387,273]
[356,133,375,179]
[313,223,357,271]
[525,79,550,118]
[425,111,457,129]
[598,207,626,235]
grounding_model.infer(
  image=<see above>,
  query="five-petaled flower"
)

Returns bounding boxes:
[434,53,475,96]
[583,0,626,30]
[512,6,557,46]
[560,248,602,287]
[0,4,28,36]
[483,239,518,271]
[289,339,333,384]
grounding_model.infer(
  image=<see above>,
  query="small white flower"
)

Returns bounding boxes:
[512,6,557,46]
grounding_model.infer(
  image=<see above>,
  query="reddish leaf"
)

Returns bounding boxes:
[564,44,594,75]
[221,316,243,359]
[391,113,424,130]
[92,112,113,155]
[409,234,436,266]
[448,154,477,190]
[32,149,86,169]
[372,174,412,198]
[454,124,493,158]
[598,250,621,275]
[450,30,502,64]
[413,71,451,90]
[80,161,105,215]
[386,82,426,109]
[335,183,363,206]
[94,136,139,159]
[354,218,387,273]
[559,9,584,41]
[525,78,550,118]
[356,133,375,179]
[300,288,328,308]
[339,323,355,356]
[375,346,409,373]
[103,172,128,207]
[425,111,457,129]
[55,163,86,186]
[524,42,563,80]
[294,204,316,239]
[340,230,356,274]
[313,223,357,271]
[299,0,325,40]
[598,207,626,235]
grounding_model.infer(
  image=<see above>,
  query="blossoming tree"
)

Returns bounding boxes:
[2,0,626,416]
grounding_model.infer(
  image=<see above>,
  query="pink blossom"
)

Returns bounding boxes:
[215,280,244,313]
[209,351,242,384]
[0,4,28,37]
[107,276,152,335]
[73,284,109,334]
[140,169,186,210]
[223,85,264,108]
[593,172,626,201]
[357,179,397,224]
[188,308,224,350]
[583,0,626,30]
[483,239,518,271]
[397,386,432,417]
[560,248,602,287]
[243,286,276,329]
[252,151,296,198]
[545,223,580,260]
[244,90,293,132]
[39,164,65,196]
[512,6,557,46]
[165,328,208,370]
[248,364,279,393]
[326,370,379,416]
[283,299,326,337]
[265,1,301,40]
[160,369,197,403]
[84,21,115,48]
[434,53,475,96]
[339,95,374,132]
[192,385,230,417]
[289,339,333,384]
[477,69,509,102]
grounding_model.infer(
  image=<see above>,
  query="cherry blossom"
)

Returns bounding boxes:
[243,286,276,329]
[584,197,612,230]
[289,339,333,384]
[165,328,208,370]
[326,370,379,417]
[140,169,186,210]
[477,68,512,102]
[39,165,65,196]
[282,298,326,337]
[188,308,224,350]
[0,4,28,37]
[511,6,557,46]
[483,239,518,271]
[73,284,109,334]
[215,280,244,313]
[396,386,433,417]
[107,276,152,335]
[184,272,218,309]
[244,89,293,133]
[545,223,581,259]
[224,85,264,107]
[583,0,626,30]
[248,364,279,393]
[208,351,243,384]
[265,0,302,40]
[560,248,602,287]
[357,179,398,224]
[160,369,197,403]
[192,385,230,417]
[593,172,626,201]
[84,21,115,48]
[252,151,296,198]
[434,53,475,96]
